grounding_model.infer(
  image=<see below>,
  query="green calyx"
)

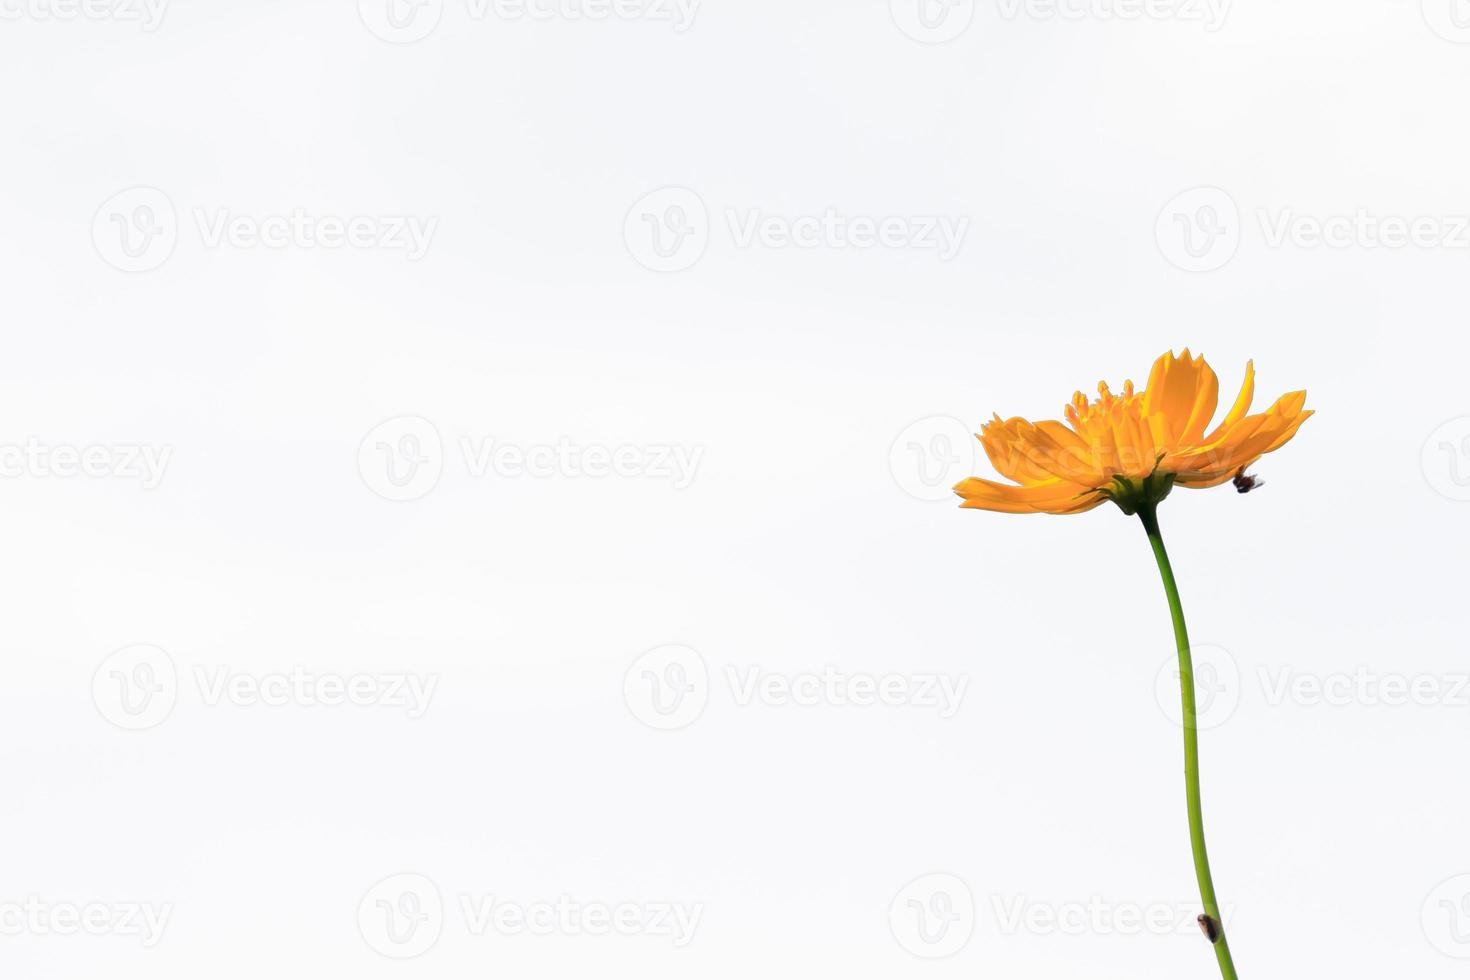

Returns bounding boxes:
[1096,470,1176,516]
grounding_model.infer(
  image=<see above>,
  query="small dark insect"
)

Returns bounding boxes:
[1197,913,1221,944]
[1232,469,1264,494]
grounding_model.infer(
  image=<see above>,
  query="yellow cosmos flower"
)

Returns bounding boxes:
[948,349,1315,980]
[954,349,1312,515]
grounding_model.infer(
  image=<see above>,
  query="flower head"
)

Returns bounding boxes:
[954,350,1312,515]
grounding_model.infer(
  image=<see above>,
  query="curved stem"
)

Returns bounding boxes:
[1138,502,1239,980]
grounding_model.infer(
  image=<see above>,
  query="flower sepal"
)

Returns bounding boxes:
[1096,469,1176,516]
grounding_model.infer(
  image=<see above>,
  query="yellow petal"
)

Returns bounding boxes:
[1203,360,1254,444]
[953,476,1103,515]
[1179,362,1220,445]
[1141,349,1219,448]
[1019,421,1108,485]
[1172,393,1311,484]
[979,418,1055,487]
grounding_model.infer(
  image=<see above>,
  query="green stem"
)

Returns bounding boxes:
[1138,502,1239,980]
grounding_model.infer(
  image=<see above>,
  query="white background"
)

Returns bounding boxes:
[2,0,1469,977]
